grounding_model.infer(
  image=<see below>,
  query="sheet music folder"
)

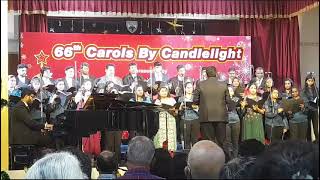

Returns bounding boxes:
[83,93,160,110]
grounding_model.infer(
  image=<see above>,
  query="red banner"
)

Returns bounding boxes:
[21,33,251,83]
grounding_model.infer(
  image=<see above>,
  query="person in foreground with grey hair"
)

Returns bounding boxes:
[25,151,87,179]
[185,140,225,179]
[119,136,163,179]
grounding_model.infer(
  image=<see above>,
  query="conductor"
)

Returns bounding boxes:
[194,66,228,148]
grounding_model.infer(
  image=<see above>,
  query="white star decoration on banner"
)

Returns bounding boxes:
[21,54,27,60]
[182,36,193,42]
[185,64,193,70]
[218,72,227,82]
[233,61,252,84]
[156,27,162,33]
[20,42,24,48]
[20,33,23,39]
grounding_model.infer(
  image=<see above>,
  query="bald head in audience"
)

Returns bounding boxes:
[185,140,225,179]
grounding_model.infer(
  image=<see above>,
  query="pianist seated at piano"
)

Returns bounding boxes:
[129,84,152,103]
[153,83,177,152]
[75,79,102,156]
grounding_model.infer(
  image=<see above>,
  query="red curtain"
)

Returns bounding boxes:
[20,14,48,32]
[9,0,319,18]
[240,17,301,88]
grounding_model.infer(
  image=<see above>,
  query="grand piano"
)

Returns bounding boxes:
[64,93,161,147]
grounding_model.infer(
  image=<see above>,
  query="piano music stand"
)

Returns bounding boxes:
[83,93,119,110]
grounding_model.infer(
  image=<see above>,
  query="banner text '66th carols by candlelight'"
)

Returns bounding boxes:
[51,42,244,62]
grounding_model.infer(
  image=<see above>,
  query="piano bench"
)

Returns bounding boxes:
[9,145,37,170]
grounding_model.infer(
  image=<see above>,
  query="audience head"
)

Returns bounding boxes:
[96,150,118,174]
[172,151,188,179]
[150,148,173,179]
[238,139,265,157]
[61,146,92,179]
[249,140,318,179]
[127,136,155,168]
[36,148,56,160]
[219,156,256,179]
[26,152,87,179]
[185,140,225,179]
[206,66,217,78]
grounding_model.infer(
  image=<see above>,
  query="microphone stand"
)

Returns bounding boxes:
[310,73,319,101]
[74,61,78,91]
[270,96,274,144]
[181,77,187,150]
[79,70,82,89]
[199,66,202,81]
[39,70,45,124]
[150,67,153,100]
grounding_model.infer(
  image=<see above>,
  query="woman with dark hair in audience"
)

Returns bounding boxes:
[219,156,256,179]
[263,88,288,144]
[287,86,309,141]
[240,83,265,144]
[248,140,319,179]
[301,74,319,142]
[282,78,294,99]
[150,148,173,179]
[153,83,177,152]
